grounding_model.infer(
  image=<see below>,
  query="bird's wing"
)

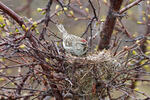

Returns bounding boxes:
[56,24,68,36]
[63,35,74,47]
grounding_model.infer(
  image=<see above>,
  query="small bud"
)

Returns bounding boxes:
[57,42,59,46]
[80,6,83,9]
[0,15,4,23]
[56,12,60,16]
[33,21,37,28]
[142,17,146,21]
[145,51,150,55]
[137,21,142,24]
[2,32,6,37]
[8,32,13,35]
[146,40,150,44]
[0,57,5,62]
[0,24,5,28]
[19,44,26,49]
[55,5,60,10]
[15,28,19,32]
[35,29,40,34]
[63,7,68,11]
[123,46,129,51]
[85,8,89,13]
[143,65,149,71]
[22,25,26,30]
[101,16,106,22]
[103,0,107,3]
[132,50,137,55]
[6,20,10,25]
[134,87,139,91]
[132,33,138,37]
[146,46,150,51]
[0,78,5,81]
[45,58,50,62]
[135,40,140,44]
[100,19,105,22]
[69,10,74,16]
[74,18,78,21]
[29,18,33,21]
[56,11,63,16]
[94,45,98,51]
[140,59,148,65]
[148,14,150,18]
[41,11,46,15]
[37,8,43,12]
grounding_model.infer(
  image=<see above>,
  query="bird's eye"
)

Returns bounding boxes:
[81,43,87,46]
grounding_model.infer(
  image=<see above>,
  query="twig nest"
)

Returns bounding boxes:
[66,50,122,74]
[64,50,125,98]
[87,50,121,67]
[86,50,123,80]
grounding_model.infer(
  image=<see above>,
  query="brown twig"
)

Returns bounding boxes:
[98,0,124,50]
[119,0,144,14]
[0,1,24,26]
[39,0,53,40]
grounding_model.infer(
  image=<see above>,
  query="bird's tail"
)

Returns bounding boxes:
[56,24,68,36]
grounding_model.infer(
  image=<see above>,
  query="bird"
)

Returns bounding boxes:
[56,24,88,56]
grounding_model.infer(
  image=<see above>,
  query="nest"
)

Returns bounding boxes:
[63,50,126,98]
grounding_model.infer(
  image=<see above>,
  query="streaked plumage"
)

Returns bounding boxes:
[56,24,88,56]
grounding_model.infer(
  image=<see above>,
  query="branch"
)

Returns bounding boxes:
[0,1,24,26]
[88,0,98,20]
[0,2,63,99]
[0,2,37,47]
[98,0,123,50]
[39,0,53,40]
[119,0,144,14]
[81,0,98,38]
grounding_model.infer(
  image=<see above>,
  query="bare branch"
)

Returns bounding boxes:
[0,1,24,26]
[119,0,144,14]
[98,0,123,50]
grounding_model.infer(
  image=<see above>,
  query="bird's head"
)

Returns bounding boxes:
[80,39,88,47]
